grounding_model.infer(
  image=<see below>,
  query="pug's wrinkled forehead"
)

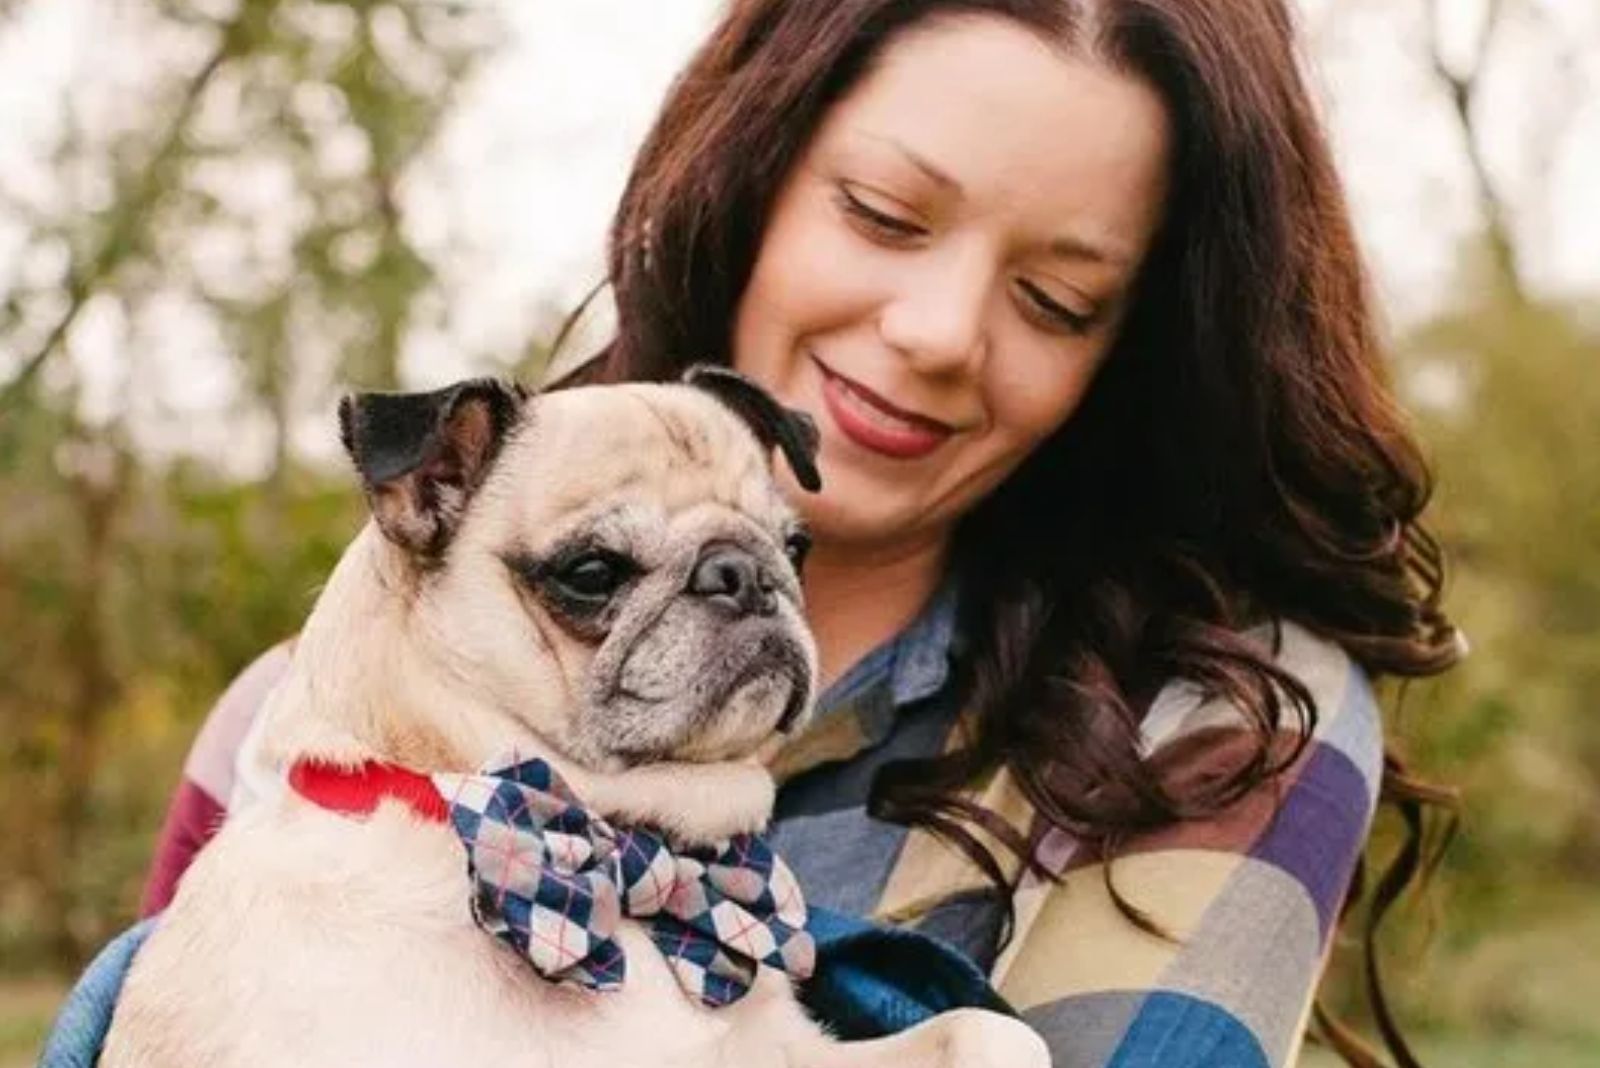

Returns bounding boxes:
[500,383,801,533]
[339,367,819,572]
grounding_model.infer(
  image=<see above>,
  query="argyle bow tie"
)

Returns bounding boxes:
[288,756,814,1008]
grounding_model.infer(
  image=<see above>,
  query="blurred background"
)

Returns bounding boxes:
[0,1,1595,1064]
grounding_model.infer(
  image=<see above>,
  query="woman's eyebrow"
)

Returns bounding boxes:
[893,141,962,192]
[1047,232,1132,269]
[862,132,1135,268]
[852,131,963,192]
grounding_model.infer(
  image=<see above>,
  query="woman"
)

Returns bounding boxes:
[128,1,1458,1065]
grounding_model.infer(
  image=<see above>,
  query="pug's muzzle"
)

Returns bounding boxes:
[584,539,815,766]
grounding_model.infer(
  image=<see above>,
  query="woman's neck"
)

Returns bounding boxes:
[801,532,951,691]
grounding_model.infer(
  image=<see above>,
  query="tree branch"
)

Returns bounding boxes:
[1423,0,1525,300]
[0,13,243,410]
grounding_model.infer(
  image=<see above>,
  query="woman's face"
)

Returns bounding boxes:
[732,15,1171,556]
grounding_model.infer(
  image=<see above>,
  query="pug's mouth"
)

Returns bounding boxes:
[602,631,813,765]
[712,651,810,735]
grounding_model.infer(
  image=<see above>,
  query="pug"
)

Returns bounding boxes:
[100,369,1049,1068]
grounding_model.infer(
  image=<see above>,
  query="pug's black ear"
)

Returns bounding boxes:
[338,378,527,561]
[684,365,822,493]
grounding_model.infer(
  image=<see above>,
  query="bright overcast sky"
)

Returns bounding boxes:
[0,0,1595,467]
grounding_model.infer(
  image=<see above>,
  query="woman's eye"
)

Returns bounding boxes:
[836,184,926,242]
[783,530,812,573]
[1015,278,1095,335]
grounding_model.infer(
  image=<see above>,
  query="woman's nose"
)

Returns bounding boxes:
[876,244,992,375]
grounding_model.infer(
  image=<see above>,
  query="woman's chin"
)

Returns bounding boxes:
[793,478,940,559]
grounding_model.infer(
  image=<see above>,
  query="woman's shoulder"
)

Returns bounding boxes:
[184,638,297,802]
[1140,621,1384,798]
[994,623,1389,1065]
[139,638,297,916]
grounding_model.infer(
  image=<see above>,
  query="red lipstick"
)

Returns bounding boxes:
[816,360,954,460]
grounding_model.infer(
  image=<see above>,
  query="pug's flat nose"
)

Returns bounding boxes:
[689,546,776,617]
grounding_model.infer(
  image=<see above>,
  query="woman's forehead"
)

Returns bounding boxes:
[811,14,1172,267]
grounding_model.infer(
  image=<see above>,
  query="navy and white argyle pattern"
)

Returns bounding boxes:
[433,757,814,1008]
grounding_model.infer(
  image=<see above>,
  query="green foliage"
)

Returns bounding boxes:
[1312,246,1600,1052]
[0,388,362,967]
[0,0,501,970]
[1395,281,1600,1041]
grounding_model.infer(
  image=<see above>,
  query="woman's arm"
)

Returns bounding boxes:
[993,623,1382,1067]
[138,639,295,916]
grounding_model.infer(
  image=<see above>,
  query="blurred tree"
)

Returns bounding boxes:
[1309,3,1600,1059]
[0,0,499,968]
[1423,0,1523,298]
[1384,252,1600,1047]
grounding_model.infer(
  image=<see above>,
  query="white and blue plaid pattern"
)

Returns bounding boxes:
[434,758,814,1008]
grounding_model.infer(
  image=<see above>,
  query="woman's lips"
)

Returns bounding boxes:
[815,360,954,460]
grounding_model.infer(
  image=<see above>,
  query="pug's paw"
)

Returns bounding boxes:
[925,1008,1050,1068]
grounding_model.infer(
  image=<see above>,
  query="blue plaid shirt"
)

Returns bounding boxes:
[765,581,1008,966]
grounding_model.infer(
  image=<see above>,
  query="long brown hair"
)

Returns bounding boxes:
[565,2,1460,1063]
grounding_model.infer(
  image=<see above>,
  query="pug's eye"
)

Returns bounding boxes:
[783,530,812,573]
[554,551,634,603]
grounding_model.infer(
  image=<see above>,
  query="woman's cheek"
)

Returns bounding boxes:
[983,353,1074,446]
